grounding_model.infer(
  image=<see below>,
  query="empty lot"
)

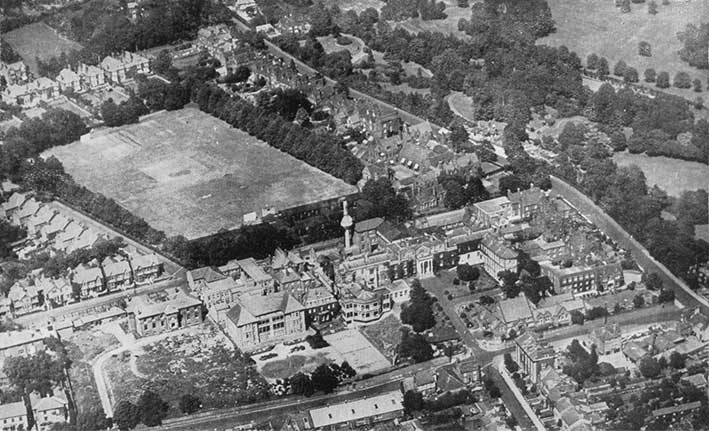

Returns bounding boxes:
[43,108,357,240]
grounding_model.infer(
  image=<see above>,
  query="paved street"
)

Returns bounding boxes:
[16,274,186,327]
[487,366,536,431]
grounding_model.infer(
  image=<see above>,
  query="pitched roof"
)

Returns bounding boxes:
[308,391,403,428]
[497,296,533,323]
[354,217,384,233]
[237,258,272,282]
[230,293,305,326]
[126,290,201,318]
[652,401,701,417]
[436,365,466,392]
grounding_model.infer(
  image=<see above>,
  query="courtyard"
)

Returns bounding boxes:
[255,329,391,382]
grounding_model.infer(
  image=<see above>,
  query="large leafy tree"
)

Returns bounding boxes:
[113,400,140,431]
[137,390,169,427]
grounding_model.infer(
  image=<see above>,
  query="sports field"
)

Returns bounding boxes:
[539,0,709,98]
[612,152,709,196]
[1,22,83,74]
[43,108,358,240]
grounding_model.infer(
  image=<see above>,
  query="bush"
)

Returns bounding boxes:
[693,79,703,92]
[613,60,628,77]
[586,53,599,69]
[306,332,329,349]
[624,67,639,83]
[638,41,652,57]
[457,264,480,282]
[570,310,585,325]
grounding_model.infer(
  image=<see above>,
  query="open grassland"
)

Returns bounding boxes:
[539,0,709,98]
[43,108,357,240]
[328,0,384,14]
[1,22,83,74]
[612,152,709,196]
[359,314,403,362]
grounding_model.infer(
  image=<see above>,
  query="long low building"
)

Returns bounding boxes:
[308,391,404,430]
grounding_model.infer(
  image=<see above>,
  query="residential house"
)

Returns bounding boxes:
[13,197,40,227]
[413,369,436,394]
[129,252,163,283]
[0,329,47,364]
[53,221,86,251]
[652,401,702,423]
[435,364,467,394]
[492,294,536,332]
[1,192,30,221]
[25,205,57,236]
[101,256,133,291]
[100,52,150,84]
[39,212,70,242]
[225,292,306,351]
[1,78,60,106]
[65,229,103,254]
[71,263,105,298]
[126,289,202,337]
[77,63,105,89]
[36,276,73,307]
[0,61,29,86]
[299,285,338,325]
[307,391,403,430]
[515,332,556,384]
[56,68,82,93]
[507,185,546,221]
[0,393,68,431]
[472,196,511,228]
[8,280,42,315]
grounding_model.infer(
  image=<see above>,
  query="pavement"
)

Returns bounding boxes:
[16,274,186,327]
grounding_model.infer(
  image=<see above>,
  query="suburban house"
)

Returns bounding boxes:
[225,292,307,351]
[56,68,82,93]
[13,197,40,227]
[101,256,133,290]
[36,276,73,307]
[129,252,163,283]
[56,63,106,92]
[515,332,556,384]
[1,192,30,221]
[1,78,60,106]
[8,280,42,316]
[0,329,48,365]
[0,393,68,431]
[71,263,105,298]
[126,289,203,337]
[25,205,57,236]
[0,61,29,86]
[100,52,150,84]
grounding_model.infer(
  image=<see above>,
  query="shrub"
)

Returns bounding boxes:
[674,71,692,89]
[644,68,656,82]
[638,41,651,57]
[656,71,670,88]
[306,332,329,349]
[613,60,628,77]
[336,36,352,45]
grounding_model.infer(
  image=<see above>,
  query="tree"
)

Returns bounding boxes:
[656,71,670,88]
[648,0,658,14]
[669,351,685,369]
[401,281,436,332]
[613,60,628,77]
[233,65,251,83]
[658,289,675,303]
[620,0,631,12]
[674,71,692,88]
[695,96,704,109]
[355,178,412,223]
[633,294,645,309]
[449,122,469,152]
[638,41,651,57]
[479,295,494,306]
[403,390,424,414]
[598,57,609,78]
[693,78,703,92]
[642,272,663,290]
[457,264,480,282]
[644,68,656,82]
[340,361,356,378]
[113,401,140,431]
[638,357,662,378]
[311,364,338,394]
[570,310,585,325]
[504,353,519,373]
[178,394,201,415]
[290,372,314,396]
[586,53,599,69]
[137,390,169,427]
[398,327,434,363]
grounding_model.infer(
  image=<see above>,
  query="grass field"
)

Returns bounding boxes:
[539,0,709,99]
[328,0,384,14]
[447,91,476,123]
[359,314,402,361]
[392,0,472,38]
[43,108,358,239]
[612,151,709,196]
[1,22,83,74]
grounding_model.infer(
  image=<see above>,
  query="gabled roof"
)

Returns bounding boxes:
[354,217,384,233]
[187,267,226,285]
[436,365,466,393]
[2,192,29,211]
[496,296,533,323]
[230,293,305,327]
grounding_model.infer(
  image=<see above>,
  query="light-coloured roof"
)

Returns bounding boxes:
[309,391,403,428]
[497,296,533,323]
[57,68,80,83]
[354,217,384,233]
[72,264,103,284]
[474,196,510,215]
[127,289,201,318]
[237,258,272,282]
[0,329,47,350]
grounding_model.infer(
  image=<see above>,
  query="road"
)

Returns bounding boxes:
[16,274,186,327]
[487,366,536,431]
[150,357,449,430]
